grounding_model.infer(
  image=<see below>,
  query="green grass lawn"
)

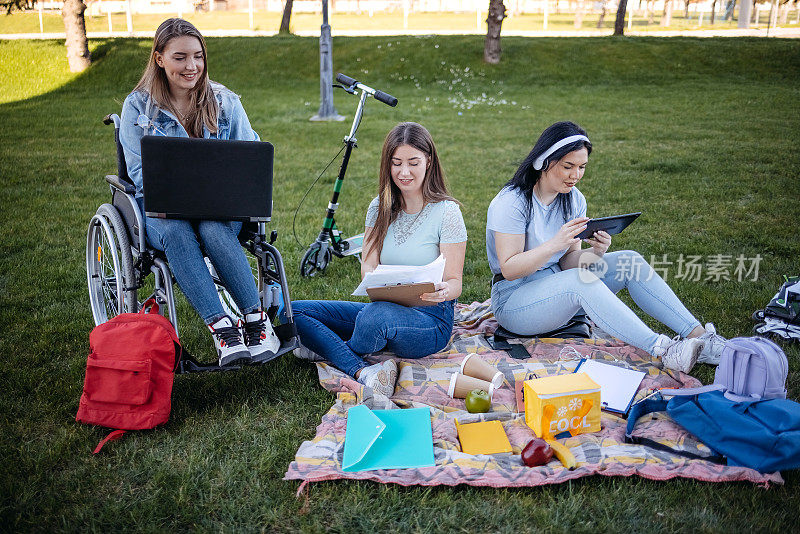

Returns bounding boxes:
[1,35,799,531]
[2,9,799,34]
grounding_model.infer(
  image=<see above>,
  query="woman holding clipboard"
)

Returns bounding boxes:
[486,121,726,373]
[290,123,467,396]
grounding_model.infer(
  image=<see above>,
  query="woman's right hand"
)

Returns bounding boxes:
[547,217,590,251]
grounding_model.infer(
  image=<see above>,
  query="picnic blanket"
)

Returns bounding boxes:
[284,300,783,489]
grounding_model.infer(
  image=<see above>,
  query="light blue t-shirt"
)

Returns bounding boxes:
[365,198,467,266]
[485,186,587,274]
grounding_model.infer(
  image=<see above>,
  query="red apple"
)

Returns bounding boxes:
[521,438,554,467]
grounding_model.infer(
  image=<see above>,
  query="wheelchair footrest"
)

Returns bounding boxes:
[250,337,300,364]
[176,337,300,373]
[177,359,243,374]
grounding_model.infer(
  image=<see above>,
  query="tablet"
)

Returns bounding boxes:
[576,212,641,240]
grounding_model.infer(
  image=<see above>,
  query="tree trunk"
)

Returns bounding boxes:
[614,0,629,33]
[661,0,673,25]
[724,0,735,20]
[779,1,789,23]
[597,1,608,27]
[648,0,656,23]
[574,0,585,27]
[279,0,293,33]
[684,0,690,18]
[484,0,506,64]
[62,0,90,72]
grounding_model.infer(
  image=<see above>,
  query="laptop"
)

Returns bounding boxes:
[141,135,273,222]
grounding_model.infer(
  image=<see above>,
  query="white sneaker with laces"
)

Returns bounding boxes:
[357,359,398,397]
[697,323,727,365]
[243,310,281,361]
[208,316,251,367]
[653,334,703,374]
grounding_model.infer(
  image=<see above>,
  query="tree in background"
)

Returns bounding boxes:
[596,0,609,27]
[574,0,585,27]
[724,0,736,20]
[279,0,293,34]
[662,0,674,26]
[484,0,506,63]
[2,0,90,71]
[614,0,628,34]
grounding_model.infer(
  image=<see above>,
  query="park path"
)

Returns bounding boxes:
[2,26,799,40]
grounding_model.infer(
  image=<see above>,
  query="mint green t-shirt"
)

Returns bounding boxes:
[365,197,467,266]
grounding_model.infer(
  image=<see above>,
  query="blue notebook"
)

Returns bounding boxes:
[342,405,435,472]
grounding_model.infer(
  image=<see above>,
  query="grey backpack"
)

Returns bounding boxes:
[661,336,787,401]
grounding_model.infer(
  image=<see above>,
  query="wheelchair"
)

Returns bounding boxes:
[86,113,299,373]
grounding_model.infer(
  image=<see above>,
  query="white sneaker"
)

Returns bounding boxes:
[697,323,727,365]
[653,334,703,373]
[293,344,325,362]
[357,359,397,397]
[208,316,251,367]
[243,310,281,361]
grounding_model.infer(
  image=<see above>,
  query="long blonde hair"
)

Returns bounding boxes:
[134,18,217,138]
[365,122,457,260]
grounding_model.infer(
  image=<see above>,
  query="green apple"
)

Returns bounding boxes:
[465,389,491,413]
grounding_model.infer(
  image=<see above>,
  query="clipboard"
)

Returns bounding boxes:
[573,359,645,415]
[366,282,436,307]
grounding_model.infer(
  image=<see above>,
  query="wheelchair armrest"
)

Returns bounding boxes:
[105,174,136,194]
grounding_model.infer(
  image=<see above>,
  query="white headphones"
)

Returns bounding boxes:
[532,134,590,171]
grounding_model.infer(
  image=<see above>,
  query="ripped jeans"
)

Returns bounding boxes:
[491,250,701,355]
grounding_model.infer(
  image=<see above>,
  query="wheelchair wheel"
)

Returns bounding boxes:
[86,204,136,325]
[300,242,332,277]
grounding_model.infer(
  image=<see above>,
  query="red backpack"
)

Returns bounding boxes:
[76,300,183,453]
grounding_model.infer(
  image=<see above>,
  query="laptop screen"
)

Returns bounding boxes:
[141,136,273,222]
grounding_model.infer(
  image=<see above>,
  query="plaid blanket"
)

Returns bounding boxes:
[284,301,783,490]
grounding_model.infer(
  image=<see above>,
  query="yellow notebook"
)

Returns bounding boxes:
[455,420,512,455]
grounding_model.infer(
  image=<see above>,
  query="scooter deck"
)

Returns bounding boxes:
[339,233,364,257]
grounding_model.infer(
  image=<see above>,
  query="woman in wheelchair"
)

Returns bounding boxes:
[118,18,276,367]
[487,121,727,373]
[288,122,467,396]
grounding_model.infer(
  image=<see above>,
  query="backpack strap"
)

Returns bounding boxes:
[625,394,725,464]
[658,384,725,396]
[93,429,126,454]
[140,298,160,315]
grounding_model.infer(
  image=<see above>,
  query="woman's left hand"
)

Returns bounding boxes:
[584,230,611,256]
[420,281,451,303]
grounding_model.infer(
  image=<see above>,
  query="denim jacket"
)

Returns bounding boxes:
[119,82,260,197]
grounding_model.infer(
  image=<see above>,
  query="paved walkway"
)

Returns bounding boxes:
[2,26,799,40]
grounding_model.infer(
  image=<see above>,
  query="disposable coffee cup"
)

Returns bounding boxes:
[460,354,504,389]
[448,373,494,400]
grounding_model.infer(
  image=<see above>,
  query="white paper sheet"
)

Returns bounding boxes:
[575,359,646,414]
[352,255,446,296]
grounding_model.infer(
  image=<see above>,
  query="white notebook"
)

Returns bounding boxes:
[574,359,646,415]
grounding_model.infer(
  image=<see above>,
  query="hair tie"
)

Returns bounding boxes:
[532,134,590,170]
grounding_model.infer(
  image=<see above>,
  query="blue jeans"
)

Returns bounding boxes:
[287,299,455,377]
[491,250,701,355]
[139,200,260,323]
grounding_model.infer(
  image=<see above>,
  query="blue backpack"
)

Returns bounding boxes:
[625,390,800,473]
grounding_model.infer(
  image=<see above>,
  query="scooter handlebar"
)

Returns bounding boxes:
[373,90,398,107]
[336,73,357,87]
[335,73,398,107]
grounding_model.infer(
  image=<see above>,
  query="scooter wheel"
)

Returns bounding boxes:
[752,309,766,322]
[300,244,332,277]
